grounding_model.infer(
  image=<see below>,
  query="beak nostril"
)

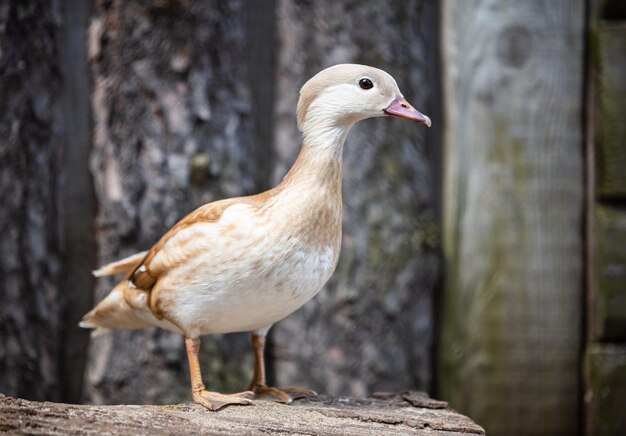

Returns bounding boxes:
[401,103,408,108]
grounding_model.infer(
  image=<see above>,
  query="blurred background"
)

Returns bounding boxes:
[0,0,624,435]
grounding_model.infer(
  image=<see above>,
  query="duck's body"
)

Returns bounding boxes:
[155,147,341,337]
[157,187,340,336]
[85,129,343,339]
[81,64,430,411]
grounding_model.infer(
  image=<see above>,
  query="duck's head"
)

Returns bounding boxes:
[297,64,431,140]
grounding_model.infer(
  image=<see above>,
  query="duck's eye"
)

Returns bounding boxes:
[359,78,374,90]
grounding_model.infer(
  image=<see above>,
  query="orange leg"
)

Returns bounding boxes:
[185,337,254,410]
[248,333,317,404]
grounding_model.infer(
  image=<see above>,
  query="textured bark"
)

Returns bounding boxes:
[0,0,64,401]
[0,392,484,435]
[86,0,264,405]
[271,0,440,396]
[440,1,584,435]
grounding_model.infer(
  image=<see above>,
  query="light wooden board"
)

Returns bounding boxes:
[440,1,585,434]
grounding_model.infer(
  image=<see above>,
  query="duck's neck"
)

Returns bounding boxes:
[280,123,353,188]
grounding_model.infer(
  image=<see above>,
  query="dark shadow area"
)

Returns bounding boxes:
[602,0,626,20]
[58,0,96,404]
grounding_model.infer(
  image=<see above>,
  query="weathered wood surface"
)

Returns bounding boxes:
[593,205,626,340]
[594,25,626,197]
[0,392,484,435]
[440,1,585,435]
[586,4,626,435]
[272,0,440,397]
[585,344,626,436]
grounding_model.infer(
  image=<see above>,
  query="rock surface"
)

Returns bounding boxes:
[0,392,484,435]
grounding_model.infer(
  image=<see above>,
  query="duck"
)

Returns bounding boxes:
[80,63,431,411]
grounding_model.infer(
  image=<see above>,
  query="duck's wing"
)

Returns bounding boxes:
[91,198,231,280]
[82,194,270,335]
[127,197,250,292]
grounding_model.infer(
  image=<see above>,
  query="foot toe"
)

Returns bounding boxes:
[231,390,255,400]
[194,390,254,411]
[264,387,293,404]
[251,385,316,404]
[281,388,317,398]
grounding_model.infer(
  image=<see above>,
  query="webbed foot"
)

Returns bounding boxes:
[249,384,317,404]
[193,390,255,411]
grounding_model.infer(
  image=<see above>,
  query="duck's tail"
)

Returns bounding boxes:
[79,281,156,338]
[92,251,147,277]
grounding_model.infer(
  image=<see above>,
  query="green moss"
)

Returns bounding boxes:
[586,345,626,436]
[595,205,626,340]
[596,27,626,197]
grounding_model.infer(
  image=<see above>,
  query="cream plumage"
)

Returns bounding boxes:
[81,64,431,410]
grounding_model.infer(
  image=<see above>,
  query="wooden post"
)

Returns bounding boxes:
[439,1,585,434]
[58,0,97,403]
[585,1,626,435]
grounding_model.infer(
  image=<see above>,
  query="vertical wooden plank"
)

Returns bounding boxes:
[586,3,626,435]
[594,26,626,197]
[245,0,277,192]
[585,345,626,436]
[58,0,97,403]
[440,1,585,435]
[593,205,626,340]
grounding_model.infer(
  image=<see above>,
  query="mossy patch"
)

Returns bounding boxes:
[586,344,626,436]
[594,205,626,340]
[596,27,626,197]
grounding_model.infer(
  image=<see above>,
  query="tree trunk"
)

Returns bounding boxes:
[439,1,585,435]
[271,0,440,396]
[85,0,266,405]
[0,0,64,401]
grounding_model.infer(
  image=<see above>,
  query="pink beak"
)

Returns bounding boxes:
[384,96,431,127]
